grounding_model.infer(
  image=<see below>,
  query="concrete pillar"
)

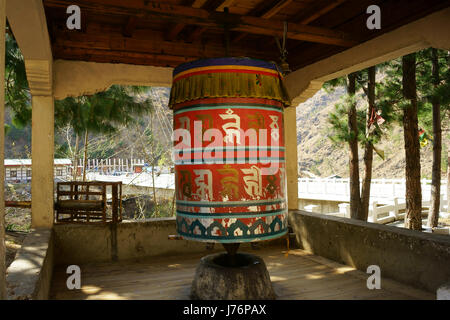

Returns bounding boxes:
[0,0,6,300]
[31,96,54,228]
[284,106,299,210]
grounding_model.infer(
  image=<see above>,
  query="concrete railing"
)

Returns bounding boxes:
[336,195,447,226]
[298,178,448,203]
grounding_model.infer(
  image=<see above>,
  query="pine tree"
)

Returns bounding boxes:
[55,85,153,181]
[415,48,450,228]
[347,73,362,219]
[4,24,30,130]
[326,68,388,221]
[360,66,376,221]
[375,49,449,230]
[402,53,422,230]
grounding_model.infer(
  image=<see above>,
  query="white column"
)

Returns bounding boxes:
[284,106,299,210]
[31,96,54,228]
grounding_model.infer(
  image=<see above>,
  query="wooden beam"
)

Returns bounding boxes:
[53,46,196,66]
[261,0,293,19]
[192,0,209,8]
[165,0,209,41]
[285,6,450,105]
[231,32,247,44]
[123,16,137,37]
[186,26,207,42]
[296,0,348,25]
[238,16,356,46]
[166,23,186,41]
[216,0,237,12]
[232,0,292,43]
[288,0,450,68]
[185,0,235,43]
[44,0,357,47]
[53,50,182,68]
[52,28,275,62]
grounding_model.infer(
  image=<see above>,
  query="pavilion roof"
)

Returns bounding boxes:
[42,0,450,71]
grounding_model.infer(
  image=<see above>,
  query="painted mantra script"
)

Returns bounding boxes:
[172,98,288,243]
[169,57,290,243]
[173,106,284,172]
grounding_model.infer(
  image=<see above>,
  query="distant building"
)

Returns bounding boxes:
[5,159,72,182]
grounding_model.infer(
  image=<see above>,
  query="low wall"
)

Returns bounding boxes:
[53,218,285,265]
[122,185,174,199]
[6,228,54,299]
[288,210,450,293]
[298,198,344,214]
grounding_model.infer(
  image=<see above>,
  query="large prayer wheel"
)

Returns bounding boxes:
[169,57,291,243]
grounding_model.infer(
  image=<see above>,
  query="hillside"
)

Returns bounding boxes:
[296,87,450,179]
[4,85,449,180]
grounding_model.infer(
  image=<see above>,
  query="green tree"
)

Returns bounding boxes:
[378,49,450,229]
[402,53,422,230]
[4,24,30,130]
[360,66,376,221]
[415,48,450,227]
[55,86,153,181]
[325,73,362,219]
[378,54,423,230]
[325,68,387,221]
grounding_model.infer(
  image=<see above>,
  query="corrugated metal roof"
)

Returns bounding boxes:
[5,159,72,166]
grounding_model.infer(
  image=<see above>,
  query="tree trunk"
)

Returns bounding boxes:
[402,53,422,230]
[427,48,442,228]
[82,129,88,182]
[360,66,376,221]
[72,134,79,181]
[347,73,361,219]
[447,151,450,214]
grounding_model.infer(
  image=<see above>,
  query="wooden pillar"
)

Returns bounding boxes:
[112,183,118,223]
[31,96,54,228]
[284,106,299,210]
[0,0,6,300]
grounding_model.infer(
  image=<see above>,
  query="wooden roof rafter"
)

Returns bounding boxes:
[287,0,450,70]
[232,0,294,44]
[296,0,349,25]
[50,20,276,67]
[166,0,208,41]
[44,0,358,47]
[42,0,450,71]
[185,0,237,43]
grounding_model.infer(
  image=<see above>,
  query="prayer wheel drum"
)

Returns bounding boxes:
[169,57,291,244]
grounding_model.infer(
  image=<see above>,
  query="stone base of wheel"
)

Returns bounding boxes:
[190,252,276,300]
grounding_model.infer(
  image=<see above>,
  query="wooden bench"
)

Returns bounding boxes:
[55,181,122,224]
